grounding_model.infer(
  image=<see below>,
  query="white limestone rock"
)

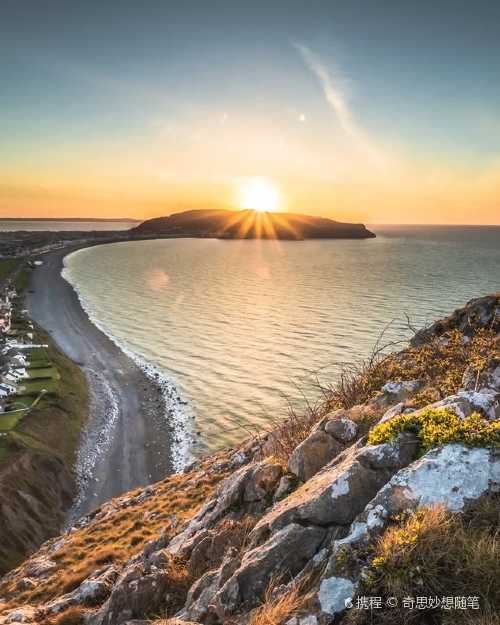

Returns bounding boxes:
[324,417,358,443]
[318,577,356,616]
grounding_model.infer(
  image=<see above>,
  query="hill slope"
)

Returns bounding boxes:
[1,294,499,625]
[132,209,375,240]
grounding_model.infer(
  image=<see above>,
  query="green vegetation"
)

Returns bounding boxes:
[13,267,31,293]
[27,366,59,379]
[0,325,88,468]
[0,258,20,282]
[17,378,57,396]
[0,314,89,573]
[368,407,500,452]
[0,412,22,432]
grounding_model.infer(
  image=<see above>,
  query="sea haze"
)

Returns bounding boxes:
[62,225,500,455]
[0,220,136,232]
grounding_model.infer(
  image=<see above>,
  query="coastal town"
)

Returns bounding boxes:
[0,262,58,437]
[0,229,129,259]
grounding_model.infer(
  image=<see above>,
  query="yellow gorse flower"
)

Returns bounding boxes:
[368,407,500,452]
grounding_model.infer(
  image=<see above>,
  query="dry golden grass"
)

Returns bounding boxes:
[327,328,498,410]
[262,401,331,469]
[0,452,232,609]
[347,498,500,624]
[46,606,86,625]
[247,581,306,625]
[263,327,498,467]
[265,403,380,469]
[150,619,200,625]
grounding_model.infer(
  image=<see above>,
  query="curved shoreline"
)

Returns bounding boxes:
[26,246,181,521]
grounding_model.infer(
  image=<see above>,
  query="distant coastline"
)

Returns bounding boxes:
[0,217,140,223]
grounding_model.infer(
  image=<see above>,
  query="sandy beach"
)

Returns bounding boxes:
[26,247,174,521]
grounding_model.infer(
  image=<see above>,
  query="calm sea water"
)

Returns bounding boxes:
[63,226,500,455]
[0,220,136,231]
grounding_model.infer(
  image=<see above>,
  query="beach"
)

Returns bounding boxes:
[26,247,174,521]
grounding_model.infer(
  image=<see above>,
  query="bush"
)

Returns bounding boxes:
[368,407,500,452]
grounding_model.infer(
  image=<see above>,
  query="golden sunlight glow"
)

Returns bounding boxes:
[238,177,281,212]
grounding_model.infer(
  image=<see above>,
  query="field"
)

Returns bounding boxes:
[0,259,20,282]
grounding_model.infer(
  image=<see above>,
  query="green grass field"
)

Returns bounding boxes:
[14,269,30,293]
[16,379,57,396]
[0,323,88,468]
[0,413,23,432]
[27,366,59,380]
[0,259,20,282]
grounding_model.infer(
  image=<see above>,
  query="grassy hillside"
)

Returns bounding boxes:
[0,268,89,574]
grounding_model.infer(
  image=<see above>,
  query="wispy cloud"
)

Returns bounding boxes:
[293,43,382,164]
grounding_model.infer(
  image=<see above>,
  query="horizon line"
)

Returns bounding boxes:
[1,216,499,228]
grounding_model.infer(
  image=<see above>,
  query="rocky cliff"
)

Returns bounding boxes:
[0,294,499,625]
[131,209,375,240]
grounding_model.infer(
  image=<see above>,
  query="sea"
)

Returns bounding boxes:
[51,224,500,456]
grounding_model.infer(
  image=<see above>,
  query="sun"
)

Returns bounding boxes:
[238,177,281,212]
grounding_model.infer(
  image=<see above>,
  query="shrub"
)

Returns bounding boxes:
[368,407,500,452]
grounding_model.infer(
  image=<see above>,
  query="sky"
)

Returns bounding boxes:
[1,0,500,224]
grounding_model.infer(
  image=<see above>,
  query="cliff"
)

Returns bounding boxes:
[0,294,499,625]
[131,209,376,240]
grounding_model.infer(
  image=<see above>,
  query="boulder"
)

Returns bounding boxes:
[212,524,326,617]
[273,475,296,502]
[46,566,119,614]
[15,579,36,592]
[378,401,406,423]
[286,617,319,625]
[324,417,358,443]
[89,564,172,625]
[429,390,500,420]
[188,521,249,578]
[370,443,500,514]
[243,463,282,502]
[462,358,500,393]
[2,607,40,624]
[184,548,240,622]
[23,557,56,578]
[288,431,342,482]
[318,577,356,617]
[380,380,423,402]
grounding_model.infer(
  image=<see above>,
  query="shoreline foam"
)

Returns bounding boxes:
[61,248,194,483]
